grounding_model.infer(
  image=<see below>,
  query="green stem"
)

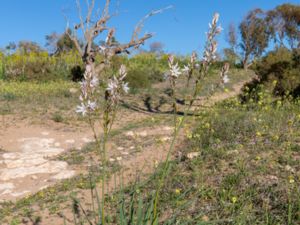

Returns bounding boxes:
[101,112,109,225]
[152,64,211,222]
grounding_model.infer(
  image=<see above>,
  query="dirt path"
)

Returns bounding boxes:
[0,110,149,202]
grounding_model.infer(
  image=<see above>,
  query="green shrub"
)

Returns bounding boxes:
[253,47,300,97]
[2,51,82,81]
[124,53,168,90]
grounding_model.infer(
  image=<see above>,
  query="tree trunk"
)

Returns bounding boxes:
[243,55,249,71]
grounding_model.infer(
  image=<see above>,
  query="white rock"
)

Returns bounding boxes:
[161,136,171,141]
[10,190,30,197]
[163,126,173,131]
[0,183,15,191]
[186,152,200,159]
[121,152,129,155]
[54,142,61,147]
[125,131,135,137]
[69,88,78,94]
[65,139,75,144]
[82,137,92,143]
[0,161,69,181]
[41,132,49,136]
[51,170,75,180]
[138,131,148,137]
[31,175,38,180]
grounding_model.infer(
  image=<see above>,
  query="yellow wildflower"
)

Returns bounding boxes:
[231,196,237,203]
[289,176,295,184]
[175,189,181,195]
[256,131,262,137]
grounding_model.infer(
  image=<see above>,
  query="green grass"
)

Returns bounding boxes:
[131,98,300,224]
[0,80,77,98]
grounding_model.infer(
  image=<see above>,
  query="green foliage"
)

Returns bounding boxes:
[2,50,82,81]
[152,100,300,224]
[125,53,168,91]
[267,3,300,49]
[252,47,300,97]
[0,52,4,80]
[0,51,169,85]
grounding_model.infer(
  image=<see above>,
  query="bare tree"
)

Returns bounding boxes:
[66,0,170,76]
[226,23,237,51]
[18,41,43,54]
[239,8,269,70]
[45,32,60,53]
[224,23,239,63]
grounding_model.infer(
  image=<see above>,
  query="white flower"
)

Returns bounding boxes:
[90,77,99,88]
[168,55,174,65]
[87,100,97,111]
[107,78,118,94]
[76,103,87,116]
[223,74,230,84]
[122,82,129,93]
[163,72,169,80]
[99,45,106,53]
[119,65,127,79]
[170,63,182,78]
[212,13,220,25]
[85,65,92,73]
[216,26,223,34]
[182,65,190,74]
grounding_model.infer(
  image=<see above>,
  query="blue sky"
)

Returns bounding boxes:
[0,0,298,54]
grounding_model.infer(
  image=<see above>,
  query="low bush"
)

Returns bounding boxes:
[1,51,82,81]
[125,53,168,91]
[251,47,300,98]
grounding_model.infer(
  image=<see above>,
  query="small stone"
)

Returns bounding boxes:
[285,165,295,173]
[10,190,30,197]
[202,215,209,222]
[69,88,78,94]
[51,171,75,180]
[186,152,200,159]
[125,131,135,137]
[65,139,75,144]
[121,152,129,155]
[116,157,122,161]
[0,183,15,191]
[161,136,171,141]
[138,131,148,137]
[31,175,38,180]
[54,142,61,147]
[117,147,124,151]
[109,158,115,162]
[129,146,135,150]
[227,150,239,155]
[82,137,92,143]
[263,175,279,186]
[163,126,172,131]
